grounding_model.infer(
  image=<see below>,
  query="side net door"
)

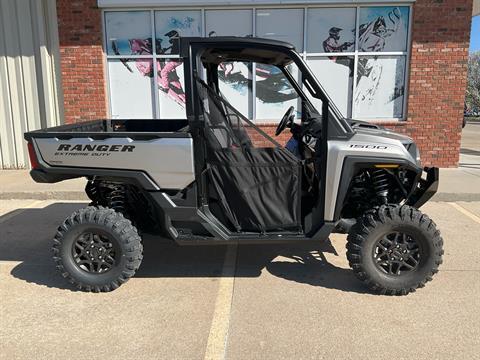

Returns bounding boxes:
[196,79,302,233]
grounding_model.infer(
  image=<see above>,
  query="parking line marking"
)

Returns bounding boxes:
[204,245,238,360]
[0,200,46,224]
[449,203,480,224]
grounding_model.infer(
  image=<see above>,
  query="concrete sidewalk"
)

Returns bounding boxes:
[0,170,88,200]
[0,164,479,201]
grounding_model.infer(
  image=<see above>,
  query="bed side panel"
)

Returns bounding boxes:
[33,137,195,189]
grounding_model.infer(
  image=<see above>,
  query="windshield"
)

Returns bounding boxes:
[197,43,353,135]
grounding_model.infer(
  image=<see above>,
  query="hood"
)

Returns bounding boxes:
[347,120,413,145]
[347,120,420,164]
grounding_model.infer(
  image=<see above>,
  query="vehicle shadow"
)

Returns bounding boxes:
[2,202,366,294]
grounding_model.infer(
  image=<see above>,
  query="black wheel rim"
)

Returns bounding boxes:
[373,231,421,276]
[72,231,117,274]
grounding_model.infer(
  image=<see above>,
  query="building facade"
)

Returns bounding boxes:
[0,0,475,168]
[0,0,63,168]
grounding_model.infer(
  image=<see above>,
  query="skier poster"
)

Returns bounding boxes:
[354,6,409,118]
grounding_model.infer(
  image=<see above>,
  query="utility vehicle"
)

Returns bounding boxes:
[25,37,442,294]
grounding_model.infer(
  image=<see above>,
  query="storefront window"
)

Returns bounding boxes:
[104,5,411,121]
[205,9,253,37]
[107,59,155,119]
[105,11,151,56]
[307,57,354,118]
[354,56,406,118]
[156,60,186,118]
[306,8,356,54]
[255,9,304,52]
[255,63,300,121]
[154,10,202,55]
[218,61,251,118]
[358,7,409,52]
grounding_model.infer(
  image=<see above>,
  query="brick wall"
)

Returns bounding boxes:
[384,0,473,167]
[57,0,107,124]
[55,0,473,167]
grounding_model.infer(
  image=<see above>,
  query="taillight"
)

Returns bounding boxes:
[27,142,40,169]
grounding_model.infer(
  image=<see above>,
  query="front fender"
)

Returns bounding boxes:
[406,167,439,208]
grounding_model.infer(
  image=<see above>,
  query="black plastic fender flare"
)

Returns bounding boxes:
[333,156,423,221]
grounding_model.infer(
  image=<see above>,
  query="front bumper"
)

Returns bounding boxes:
[407,167,439,208]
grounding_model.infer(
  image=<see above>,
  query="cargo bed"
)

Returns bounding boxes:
[24,119,190,140]
[24,119,194,190]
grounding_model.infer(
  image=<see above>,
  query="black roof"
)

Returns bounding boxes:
[179,36,297,66]
[180,36,296,50]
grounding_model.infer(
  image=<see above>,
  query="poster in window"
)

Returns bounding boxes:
[105,11,152,56]
[108,59,154,119]
[307,8,356,54]
[307,57,354,117]
[255,64,299,121]
[359,7,409,52]
[157,60,186,119]
[205,10,253,37]
[354,56,406,118]
[205,11,253,118]
[256,9,304,51]
[155,11,202,55]
[218,62,251,118]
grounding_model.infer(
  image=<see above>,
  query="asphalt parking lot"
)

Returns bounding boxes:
[1,199,479,359]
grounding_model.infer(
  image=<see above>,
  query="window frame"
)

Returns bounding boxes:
[102,3,413,122]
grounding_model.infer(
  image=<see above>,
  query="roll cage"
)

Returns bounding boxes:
[176,36,355,238]
[180,36,354,139]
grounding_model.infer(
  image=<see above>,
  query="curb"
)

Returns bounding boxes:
[0,192,88,201]
[430,193,480,202]
[1,192,480,202]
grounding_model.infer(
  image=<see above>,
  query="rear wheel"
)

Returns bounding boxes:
[346,204,443,295]
[52,206,143,292]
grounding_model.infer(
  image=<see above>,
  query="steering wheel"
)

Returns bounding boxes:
[275,106,295,136]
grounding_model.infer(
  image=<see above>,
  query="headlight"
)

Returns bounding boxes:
[414,146,421,164]
[404,142,421,164]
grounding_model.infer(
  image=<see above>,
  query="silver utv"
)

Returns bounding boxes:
[25,37,442,294]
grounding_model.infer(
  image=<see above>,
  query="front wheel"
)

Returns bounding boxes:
[346,205,443,295]
[52,206,143,292]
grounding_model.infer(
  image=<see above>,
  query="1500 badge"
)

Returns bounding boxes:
[349,144,388,150]
[54,144,135,157]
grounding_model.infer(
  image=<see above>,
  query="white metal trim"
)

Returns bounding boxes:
[99,1,416,8]
[306,51,407,56]
[151,10,160,119]
[402,5,413,121]
[102,10,112,119]
[352,5,360,119]
[251,7,257,121]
